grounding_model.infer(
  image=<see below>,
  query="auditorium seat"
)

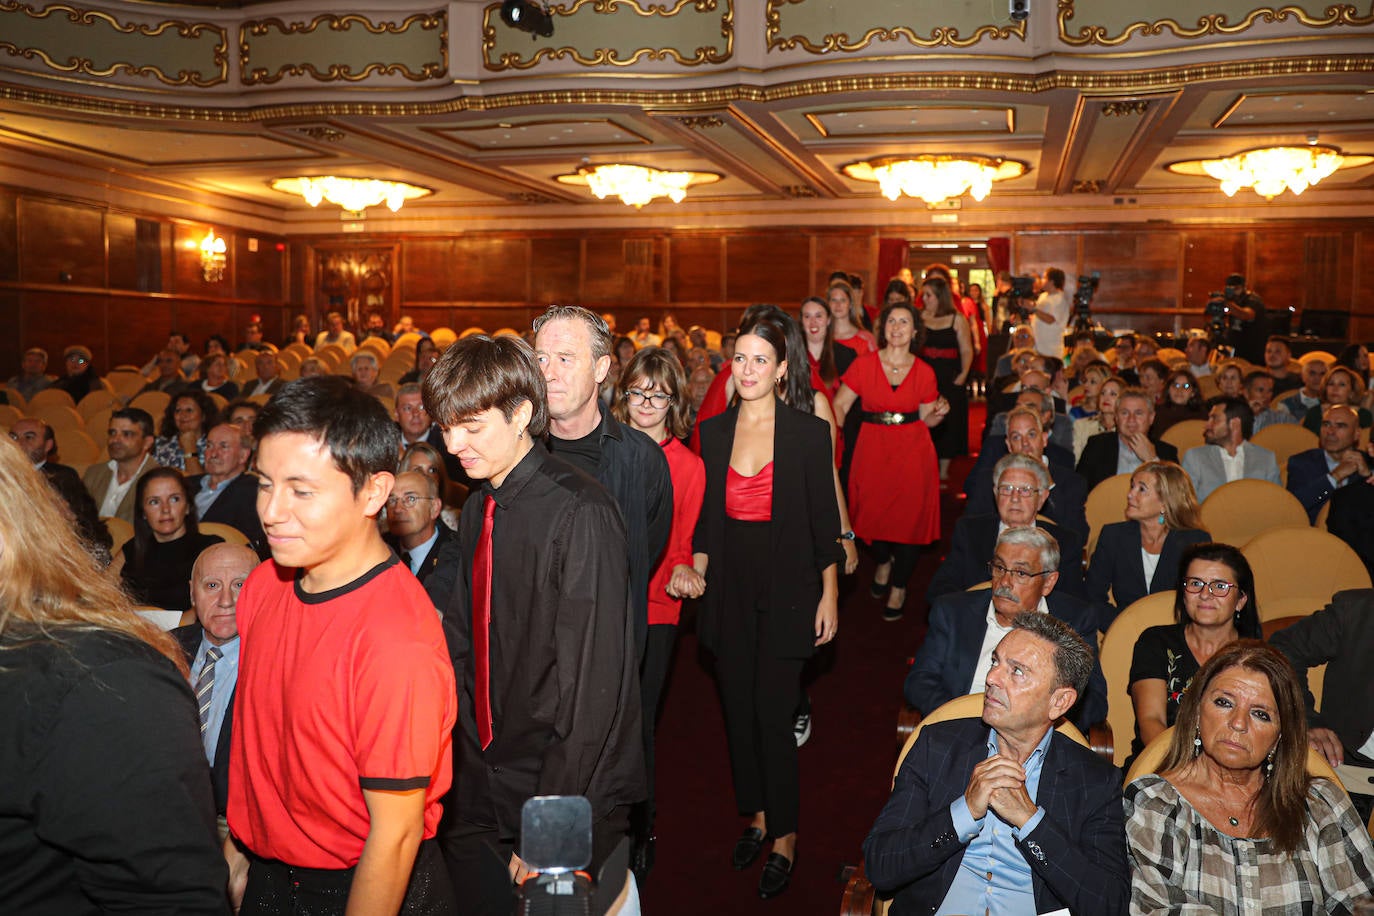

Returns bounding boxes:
[199,521,249,547]
[1085,473,1132,556]
[1251,424,1319,485]
[128,390,170,418]
[1198,479,1308,546]
[1098,591,1176,768]
[1242,527,1371,620]
[26,388,76,411]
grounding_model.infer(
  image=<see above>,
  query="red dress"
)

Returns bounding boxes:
[958,295,988,374]
[842,352,940,545]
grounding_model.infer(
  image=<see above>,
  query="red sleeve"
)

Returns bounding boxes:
[915,360,939,405]
[841,353,868,397]
[351,619,457,791]
[664,443,705,570]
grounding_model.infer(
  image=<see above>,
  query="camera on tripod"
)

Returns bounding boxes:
[1006,275,1037,322]
[1072,272,1100,335]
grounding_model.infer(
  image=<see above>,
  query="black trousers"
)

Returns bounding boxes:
[634,622,678,837]
[241,838,455,915]
[715,518,805,838]
[871,540,923,590]
[439,806,631,916]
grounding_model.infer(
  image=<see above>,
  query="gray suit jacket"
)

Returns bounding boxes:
[1180,442,1282,502]
[81,457,155,524]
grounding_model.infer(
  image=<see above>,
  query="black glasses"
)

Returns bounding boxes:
[386,494,435,508]
[988,560,1054,582]
[1182,577,1238,597]
[625,389,672,408]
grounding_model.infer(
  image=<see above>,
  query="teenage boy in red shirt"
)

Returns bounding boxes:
[224,376,458,914]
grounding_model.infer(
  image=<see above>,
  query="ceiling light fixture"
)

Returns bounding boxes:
[270,176,431,213]
[501,0,554,38]
[1166,145,1373,199]
[555,163,721,208]
[200,230,226,283]
[841,154,1028,205]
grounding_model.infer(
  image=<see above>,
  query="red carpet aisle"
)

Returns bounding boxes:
[641,404,985,914]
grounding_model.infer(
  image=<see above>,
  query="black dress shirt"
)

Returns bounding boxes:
[442,446,646,841]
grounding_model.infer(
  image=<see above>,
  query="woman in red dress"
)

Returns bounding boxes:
[827,280,876,359]
[800,295,841,397]
[833,299,950,620]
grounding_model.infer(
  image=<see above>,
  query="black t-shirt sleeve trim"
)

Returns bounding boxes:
[358,776,431,791]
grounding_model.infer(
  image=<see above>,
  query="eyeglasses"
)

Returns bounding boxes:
[1182,577,1239,597]
[987,560,1054,582]
[625,389,673,408]
[66,355,88,364]
[1171,381,1194,390]
[995,484,1042,498]
[386,494,435,508]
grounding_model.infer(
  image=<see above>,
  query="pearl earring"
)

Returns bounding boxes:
[1193,729,1202,757]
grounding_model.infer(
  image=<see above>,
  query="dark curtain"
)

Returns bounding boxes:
[987,236,1011,276]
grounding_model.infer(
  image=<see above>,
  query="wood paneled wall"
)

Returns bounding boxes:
[0,187,290,377]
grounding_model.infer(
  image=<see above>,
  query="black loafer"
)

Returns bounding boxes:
[731,826,764,870]
[758,852,793,898]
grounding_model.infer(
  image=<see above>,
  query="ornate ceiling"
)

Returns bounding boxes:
[0,0,1372,234]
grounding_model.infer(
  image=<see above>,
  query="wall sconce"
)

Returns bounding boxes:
[200,230,227,283]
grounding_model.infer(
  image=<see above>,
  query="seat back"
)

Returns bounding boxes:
[1198,479,1309,547]
[199,522,250,547]
[103,516,134,556]
[1241,526,1371,620]
[26,387,76,411]
[1125,725,1346,793]
[1085,473,1132,557]
[128,390,171,419]
[52,427,100,465]
[1251,424,1319,485]
[892,693,1088,782]
[1099,591,1177,767]
[1160,419,1206,456]
[30,403,86,431]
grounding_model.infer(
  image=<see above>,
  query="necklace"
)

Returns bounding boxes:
[1229,816,1239,826]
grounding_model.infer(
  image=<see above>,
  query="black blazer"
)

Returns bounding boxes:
[927,513,1085,604]
[385,522,456,588]
[185,472,266,556]
[1085,521,1212,628]
[1286,447,1338,522]
[172,624,233,815]
[694,399,842,659]
[1075,431,1179,491]
[863,717,1129,915]
[962,444,1089,540]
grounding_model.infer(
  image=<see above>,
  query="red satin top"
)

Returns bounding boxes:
[725,462,773,521]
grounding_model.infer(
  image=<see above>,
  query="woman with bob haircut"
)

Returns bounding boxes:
[0,442,228,912]
[691,307,841,899]
[421,334,645,912]
[1086,460,1212,628]
[1127,541,1263,767]
[1125,641,1374,912]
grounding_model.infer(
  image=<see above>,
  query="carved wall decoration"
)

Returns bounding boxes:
[240,11,446,85]
[295,126,347,142]
[1072,179,1104,193]
[1058,0,1374,47]
[0,1,227,87]
[765,0,1025,52]
[1102,100,1150,116]
[482,0,733,71]
[674,115,726,129]
[318,247,393,323]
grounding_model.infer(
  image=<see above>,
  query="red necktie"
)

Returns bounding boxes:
[473,494,496,749]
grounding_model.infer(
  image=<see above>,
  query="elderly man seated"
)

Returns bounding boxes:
[1076,386,1179,490]
[930,453,1084,603]
[906,526,1107,731]
[350,350,394,400]
[867,612,1128,915]
[965,404,1087,537]
[1286,403,1366,522]
[8,347,54,401]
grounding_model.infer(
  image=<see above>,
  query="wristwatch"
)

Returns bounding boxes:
[838,530,856,541]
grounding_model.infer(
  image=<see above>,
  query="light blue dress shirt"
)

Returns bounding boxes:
[192,634,240,764]
[937,726,1053,916]
[193,472,238,521]
[404,526,441,577]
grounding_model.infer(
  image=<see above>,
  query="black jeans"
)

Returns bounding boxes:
[241,838,455,915]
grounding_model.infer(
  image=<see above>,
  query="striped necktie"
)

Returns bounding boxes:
[195,646,223,736]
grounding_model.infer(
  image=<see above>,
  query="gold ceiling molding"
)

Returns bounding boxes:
[481,0,732,71]
[673,114,727,128]
[765,0,1025,53]
[240,12,446,85]
[2,52,1373,123]
[0,0,226,87]
[1101,99,1150,116]
[1057,0,1374,47]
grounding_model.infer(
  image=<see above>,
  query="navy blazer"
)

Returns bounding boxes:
[962,444,1089,540]
[1286,447,1339,522]
[863,717,1129,916]
[385,522,456,588]
[694,399,842,659]
[1075,431,1179,491]
[172,623,233,815]
[927,513,1085,604]
[903,589,1109,731]
[185,472,266,557]
[1085,522,1212,628]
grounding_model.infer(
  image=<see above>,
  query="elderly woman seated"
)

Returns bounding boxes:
[349,350,394,400]
[926,452,1084,603]
[1125,641,1374,912]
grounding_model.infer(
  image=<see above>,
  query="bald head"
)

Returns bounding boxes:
[190,543,259,646]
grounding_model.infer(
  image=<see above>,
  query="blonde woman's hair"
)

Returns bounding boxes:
[1134,460,1204,531]
[0,444,185,675]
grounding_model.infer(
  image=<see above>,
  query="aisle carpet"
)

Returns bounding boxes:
[640,404,985,914]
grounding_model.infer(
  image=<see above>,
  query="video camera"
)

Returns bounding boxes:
[1204,273,1254,349]
[515,796,629,916]
[1005,275,1037,322]
[1072,272,1100,335]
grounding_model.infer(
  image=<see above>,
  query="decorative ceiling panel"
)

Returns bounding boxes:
[427,119,653,153]
[1213,89,1374,129]
[766,0,1025,53]
[0,111,311,164]
[803,106,1017,139]
[1058,0,1374,47]
[239,10,446,85]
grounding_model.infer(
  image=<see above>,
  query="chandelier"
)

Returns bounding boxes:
[270,176,431,212]
[1166,145,1372,200]
[842,155,1028,205]
[555,163,721,208]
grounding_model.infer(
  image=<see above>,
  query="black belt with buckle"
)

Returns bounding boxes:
[859,410,920,426]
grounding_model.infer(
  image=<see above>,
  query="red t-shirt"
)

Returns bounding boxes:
[648,436,705,626]
[227,556,457,869]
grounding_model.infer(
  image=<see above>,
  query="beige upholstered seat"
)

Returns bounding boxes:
[1198,479,1308,547]
[1160,419,1206,456]
[1251,424,1319,486]
[1241,526,1371,621]
[1098,592,1176,768]
[1085,473,1132,557]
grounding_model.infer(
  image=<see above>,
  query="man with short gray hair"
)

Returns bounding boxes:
[907,526,1106,730]
[967,403,1086,536]
[8,346,53,400]
[867,609,1127,915]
